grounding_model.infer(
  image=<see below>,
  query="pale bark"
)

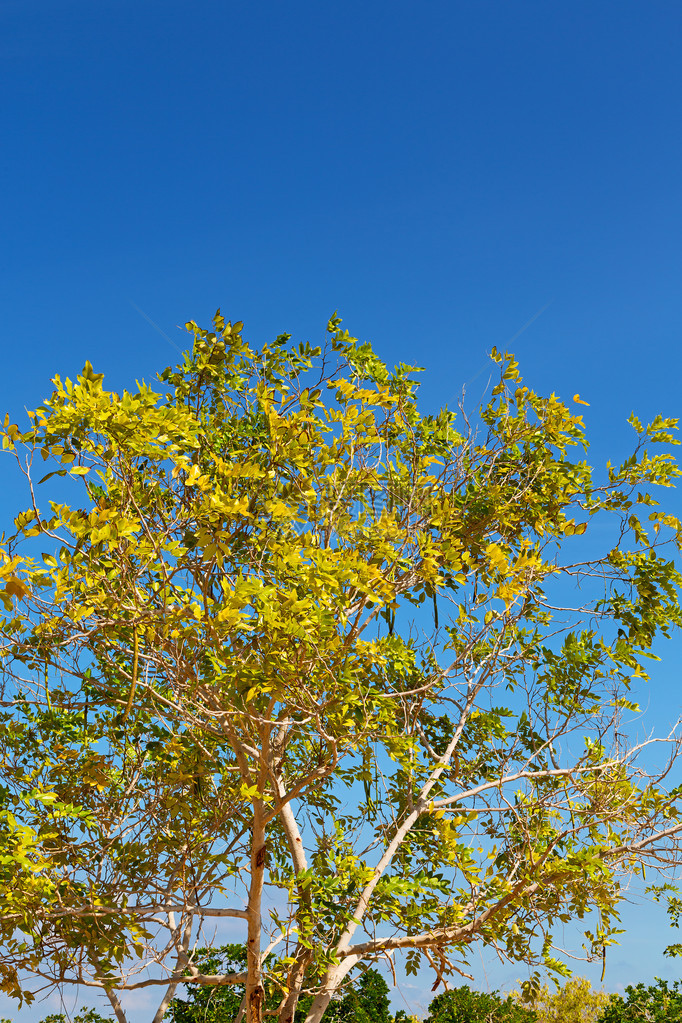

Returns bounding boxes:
[303,954,360,1023]
[246,805,267,1023]
[90,952,128,1023]
[151,909,193,1023]
[103,987,128,1023]
[271,736,314,1023]
[304,672,487,1021]
[335,672,485,956]
[279,953,312,1023]
[152,978,181,1023]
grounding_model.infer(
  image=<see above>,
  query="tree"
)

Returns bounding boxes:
[424,985,535,1023]
[322,967,393,1022]
[163,947,391,1022]
[521,977,611,1023]
[2,312,682,1023]
[597,978,682,1021]
[165,945,247,1022]
[38,1010,112,1023]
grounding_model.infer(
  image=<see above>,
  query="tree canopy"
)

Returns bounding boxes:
[522,976,611,1023]
[2,312,682,1023]
[597,978,682,1022]
[162,944,392,1023]
[424,985,535,1023]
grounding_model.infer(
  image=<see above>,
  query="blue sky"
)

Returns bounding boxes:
[2,0,682,1018]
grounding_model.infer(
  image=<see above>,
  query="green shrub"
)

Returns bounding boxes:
[163,944,392,1022]
[425,985,536,1023]
[38,1010,111,1023]
[596,979,682,1022]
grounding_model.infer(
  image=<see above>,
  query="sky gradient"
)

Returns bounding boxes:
[2,1,682,1019]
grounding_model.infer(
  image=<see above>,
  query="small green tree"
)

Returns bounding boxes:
[165,945,247,1022]
[597,979,682,1022]
[425,985,535,1023]
[39,1010,112,1023]
[323,967,393,1022]
[165,948,391,1023]
[522,977,611,1023]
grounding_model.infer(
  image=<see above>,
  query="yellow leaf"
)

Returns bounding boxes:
[573,394,590,406]
[4,577,30,600]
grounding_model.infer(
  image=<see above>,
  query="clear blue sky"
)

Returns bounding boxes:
[2,1,682,1018]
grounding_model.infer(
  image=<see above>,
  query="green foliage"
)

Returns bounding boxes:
[38,1009,112,1023]
[425,985,535,1023]
[597,978,682,1022]
[165,945,247,1022]
[522,977,610,1023]
[165,949,391,1023]
[324,968,393,1022]
[1,312,682,1021]
[647,883,682,957]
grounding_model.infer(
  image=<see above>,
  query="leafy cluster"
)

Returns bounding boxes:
[165,948,393,1023]
[29,976,682,1022]
[424,985,535,1022]
[598,978,682,1022]
[0,312,681,1022]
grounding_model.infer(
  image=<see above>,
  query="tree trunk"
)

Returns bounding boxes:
[89,951,128,1023]
[246,806,267,1023]
[278,949,312,1023]
[303,957,358,1023]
